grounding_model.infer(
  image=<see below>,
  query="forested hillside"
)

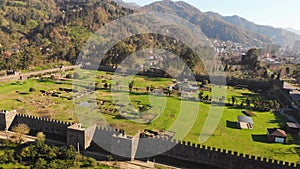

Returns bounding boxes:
[0,0,133,71]
[2,0,296,75]
[0,0,214,75]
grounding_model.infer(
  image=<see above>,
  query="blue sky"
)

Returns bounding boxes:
[123,0,300,29]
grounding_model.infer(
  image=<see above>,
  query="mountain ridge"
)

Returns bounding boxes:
[113,0,140,9]
[285,28,300,35]
[221,14,300,47]
[137,0,300,48]
[140,0,272,46]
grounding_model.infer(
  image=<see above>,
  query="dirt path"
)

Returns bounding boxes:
[0,65,80,83]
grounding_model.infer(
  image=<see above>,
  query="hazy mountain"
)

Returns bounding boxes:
[285,28,300,35]
[222,15,300,48]
[113,0,140,9]
[140,0,271,46]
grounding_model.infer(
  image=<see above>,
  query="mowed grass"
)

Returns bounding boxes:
[75,85,299,163]
[0,75,299,163]
[185,105,300,163]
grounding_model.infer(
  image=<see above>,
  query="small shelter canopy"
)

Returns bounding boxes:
[238,116,254,124]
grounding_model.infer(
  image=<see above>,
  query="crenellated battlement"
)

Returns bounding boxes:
[138,136,297,168]
[0,110,297,168]
[15,113,72,126]
[95,126,127,136]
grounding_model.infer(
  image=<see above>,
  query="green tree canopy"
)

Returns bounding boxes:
[241,48,259,70]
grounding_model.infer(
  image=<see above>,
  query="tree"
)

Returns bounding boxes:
[66,73,72,79]
[12,123,30,144]
[85,157,97,168]
[293,66,300,84]
[0,150,15,164]
[104,83,108,89]
[203,80,209,86]
[241,49,259,70]
[6,52,22,71]
[67,48,77,64]
[286,67,290,75]
[128,81,134,93]
[198,91,204,100]
[29,87,36,92]
[231,96,236,106]
[262,69,269,79]
[269,100,275,109]
[36,132,45,144]
[246,98,251,107]
[109,42,134,68]
[204,95,209,101]
[224,64,229,72]
[276,69,282,80]
[32,158,47,169]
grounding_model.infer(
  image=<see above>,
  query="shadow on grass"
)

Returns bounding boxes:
[11,82,26,85]
[252,134,269,143]
[129,92,149,96]
[113,115,126,120]
[19,92,29,95]
[226,121,239,129]
[242,110,250,116]
[293,146,300,155]
[242,110,257,117]
[38,78,53,83]
[267,146,300,156]
[241,92,268,97]
[144,77,169,82]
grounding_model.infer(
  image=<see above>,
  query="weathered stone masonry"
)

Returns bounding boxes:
[0,111,298,169]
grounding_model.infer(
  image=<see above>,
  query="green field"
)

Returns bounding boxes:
[0,71,299,163]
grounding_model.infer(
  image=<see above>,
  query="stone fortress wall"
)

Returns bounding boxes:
[0,110,298,169]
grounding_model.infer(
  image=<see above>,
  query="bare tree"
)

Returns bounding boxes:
[12,123,30,144]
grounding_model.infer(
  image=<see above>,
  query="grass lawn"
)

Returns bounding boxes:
[0,79,76,122]
[0,73,299,163]
[185,105,299,163]
[74,84,299,163]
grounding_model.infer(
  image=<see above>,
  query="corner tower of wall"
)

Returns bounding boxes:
[67,123,85,150]
[67,123,98,150]
[0,110,17,131]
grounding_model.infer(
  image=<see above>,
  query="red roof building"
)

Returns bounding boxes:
[267,128,287,143]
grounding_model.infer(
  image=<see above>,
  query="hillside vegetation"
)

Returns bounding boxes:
[0,0,134,71]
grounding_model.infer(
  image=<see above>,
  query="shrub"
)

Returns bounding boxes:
[32,158,47,169]
[66,73,72,79]
[29,87,36,92]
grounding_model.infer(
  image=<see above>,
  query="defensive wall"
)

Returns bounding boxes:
[160,138,297,169]
[136,136,298,169]
[10,113,72,142]
[94,66,281,92]
[0,110,298,169]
